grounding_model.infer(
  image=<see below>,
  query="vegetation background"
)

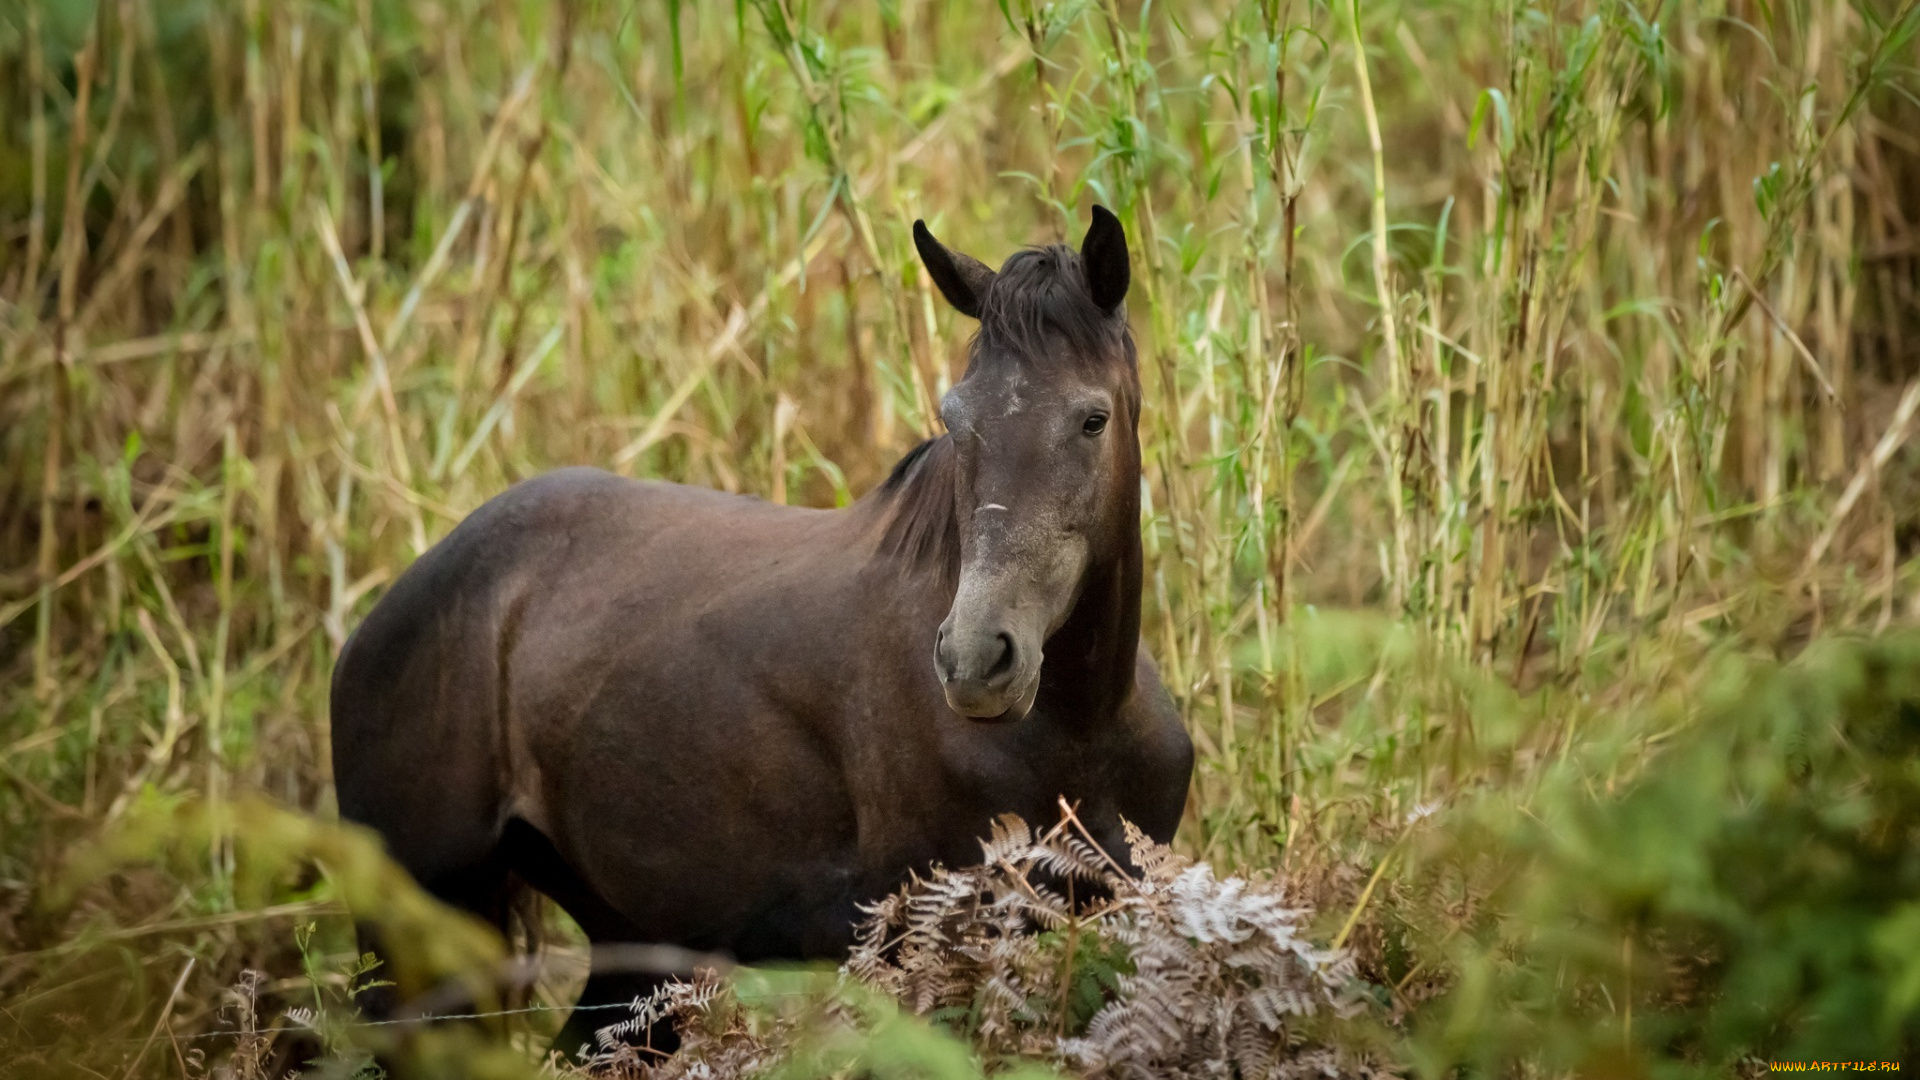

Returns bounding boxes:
[3,0,1920,1074]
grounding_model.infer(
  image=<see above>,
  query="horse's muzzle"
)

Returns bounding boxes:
[935,623,1037,722]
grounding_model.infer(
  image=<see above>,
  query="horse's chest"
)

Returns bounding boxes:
[914,722,1139,850]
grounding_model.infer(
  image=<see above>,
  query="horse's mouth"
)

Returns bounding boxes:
[946,676,1040,724]
[971,703,1026,724]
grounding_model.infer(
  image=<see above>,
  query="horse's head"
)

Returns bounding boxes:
[912,206,1140,722]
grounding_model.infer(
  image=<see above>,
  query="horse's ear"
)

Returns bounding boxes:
[1080,205,1130,314]
[913,220,995,320]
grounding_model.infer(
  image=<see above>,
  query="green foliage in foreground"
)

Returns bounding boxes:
[65,794,506,996]
[20,632,1916,1078]
[1408,632,1920,1074]
[728,969,1065,1080]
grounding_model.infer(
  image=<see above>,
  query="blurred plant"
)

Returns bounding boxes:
[1405,630,1920,1073]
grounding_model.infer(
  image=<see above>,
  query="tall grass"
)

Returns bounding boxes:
[2,0,1919,1074]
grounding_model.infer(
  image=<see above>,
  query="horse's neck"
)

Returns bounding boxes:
[1041,526,1143,722]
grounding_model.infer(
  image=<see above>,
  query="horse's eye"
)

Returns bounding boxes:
[1082,413,1109,437]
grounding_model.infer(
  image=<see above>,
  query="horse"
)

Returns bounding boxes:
[328,205,1194,1061]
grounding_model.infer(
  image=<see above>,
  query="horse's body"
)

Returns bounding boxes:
[330,207,1193,1059]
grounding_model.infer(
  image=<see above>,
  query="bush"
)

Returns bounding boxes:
[1410,633,1920,1074]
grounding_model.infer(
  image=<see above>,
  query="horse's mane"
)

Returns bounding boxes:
[875,436,960,584]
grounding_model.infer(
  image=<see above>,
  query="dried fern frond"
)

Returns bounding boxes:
[852,812,1378,1078]
[570,812,1388,1079]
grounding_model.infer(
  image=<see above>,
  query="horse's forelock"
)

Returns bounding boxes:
[971,245,1128,373]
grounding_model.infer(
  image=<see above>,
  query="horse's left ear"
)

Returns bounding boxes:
[1081,205,1130,314]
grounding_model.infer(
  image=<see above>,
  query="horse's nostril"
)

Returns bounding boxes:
[935,628,957,681]
[986,632,1016,683]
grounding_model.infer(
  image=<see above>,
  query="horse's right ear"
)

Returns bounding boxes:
[913,220,995,320]
[1080,205,1129,314]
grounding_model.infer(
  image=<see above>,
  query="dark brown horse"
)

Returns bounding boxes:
[328,206,1193,1058]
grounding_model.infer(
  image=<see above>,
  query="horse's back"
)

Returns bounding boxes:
[329,467,828,879]
[333,466,818,719]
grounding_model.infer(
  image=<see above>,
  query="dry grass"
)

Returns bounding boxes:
[3,0,1920,1074]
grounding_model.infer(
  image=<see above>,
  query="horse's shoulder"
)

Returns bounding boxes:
[1127,647,1180,724]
